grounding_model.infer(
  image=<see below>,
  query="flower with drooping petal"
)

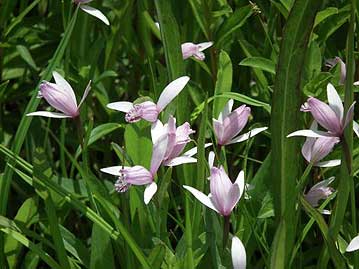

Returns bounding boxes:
[301,122,340,167]
[304,177,335,208]
[181,42,213,61]
[347,235,359,252]
[73,0,110,26]
[231,236,246,269]
[27,71,91,119]
[288,83,357,139]
[213,99,267,146]
[107,76,190,123]
[101,134,168,204]
[184,166,244,216]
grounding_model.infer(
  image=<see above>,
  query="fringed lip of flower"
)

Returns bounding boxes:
[73,0,110,26]
[183,166,245,216]
[288,83,358,139]
[26,71,91,119]
[101,134,168,204]
[213,99,268,146]
[150,116,212,167]
[106,76,190,123]
[301,122,341,168]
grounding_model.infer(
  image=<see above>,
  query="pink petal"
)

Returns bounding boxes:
[343,102,356,129]
[310,137,339,163]
[151,119,166,144]
[125,101,158,123]
[120,166,153,185]
[208,151,215,169]
[234,170,245,199]
[210,166,233,216]
[181,43,198,60]
[223,184,240,216]
[107,101,134,112]
[80,5,110,25]
[149,134,168,175]
[213,118,225,145]
[156,76,190,112]
[52,71,77,107]
[26,111,71,118]
[218,99,234,122]
[183,143,212,157]
[183,185,218,213]
[144,182,157,204]
[301,137,315,162]
[306,97,342,135]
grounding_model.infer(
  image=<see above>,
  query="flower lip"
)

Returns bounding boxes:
[125,101,158,123]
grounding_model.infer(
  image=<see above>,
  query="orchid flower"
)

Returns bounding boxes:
[151,116,211,166]
[73,0,110,26]
[27,71,91,118]
[301,122,340,167]
[183,166,244,216]
[101,134,168,204]
[107,76,190,123]
[347,235,359,252]
[213,99,267,146]
[288,83,358,139]
[181,42,213,61]
[232,236,247,269]
[326,56,359,85]
[304,177,335,212]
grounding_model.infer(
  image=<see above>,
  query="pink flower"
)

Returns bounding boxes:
[181,42,213,61]
[213,99,267,146]
[301,122,340,167]
[231,236,246,269]
[101,134,168,204]
[27,71,90,119]
[183,166,245,216]
[304,177,335,208]
[288,83,358,139]
[107,76,190,123]
[73,0,110,26]
[151,116,203,167]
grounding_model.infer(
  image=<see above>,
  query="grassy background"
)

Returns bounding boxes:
[0,0,359,268]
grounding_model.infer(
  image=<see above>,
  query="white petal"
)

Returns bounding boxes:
[354,81,359,86]
[346,235,359,252]
[157,76,190,112]
[218,99,234,122]
[80,5,110,25]
[316,160,341,167]
[78,80,91,108]
[208,151,215,169]
[26,111,71,118]
[144,182,157,204]
[183,143,212,157]
[234,170,245,199]
[231,236,246,269]
[100,166,123,176]
[311,177,335,189]
[227,127,268,145]
[52,71,78,106]
[327,83,344,121]
[107,101,133,112]
[183,185,218,213]
[321,209,331,215]
[151,120,165,144]
[353,121,359,138]
[287,129,332,138]
[164,156,197,166]
[198,41,213,52]
[155,22,160,29]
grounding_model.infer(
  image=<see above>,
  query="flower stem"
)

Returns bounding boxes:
[223,215,230,249]
[295,162,314,194]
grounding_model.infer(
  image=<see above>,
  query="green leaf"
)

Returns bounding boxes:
[213,50,232,118]
[216,5,253,46]
[90,224,115,269]
[239,57,276,75]
[269,0,324,267]
[314,7,339,27]
[16,45,38,70]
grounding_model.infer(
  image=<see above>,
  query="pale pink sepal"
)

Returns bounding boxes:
[164,156,197,167]
[52,71,77,105]
[316,160,341,167]
[287,129,331,138]
[183,185,219,213]
[100,166,123,176]
[228,127,268,145]
[327,83,344,121]
[80,5,110,25]
[26,111,71,118]
[78,80,92,108]
[353,121,359,137]
[144,182,158,204]
[150,134,168,175]
[231,236,246,269]
[347,235,359,252]
[107,101,134,112]
[157,76,190,112]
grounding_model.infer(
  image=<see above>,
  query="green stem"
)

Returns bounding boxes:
[223,215,230,249]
